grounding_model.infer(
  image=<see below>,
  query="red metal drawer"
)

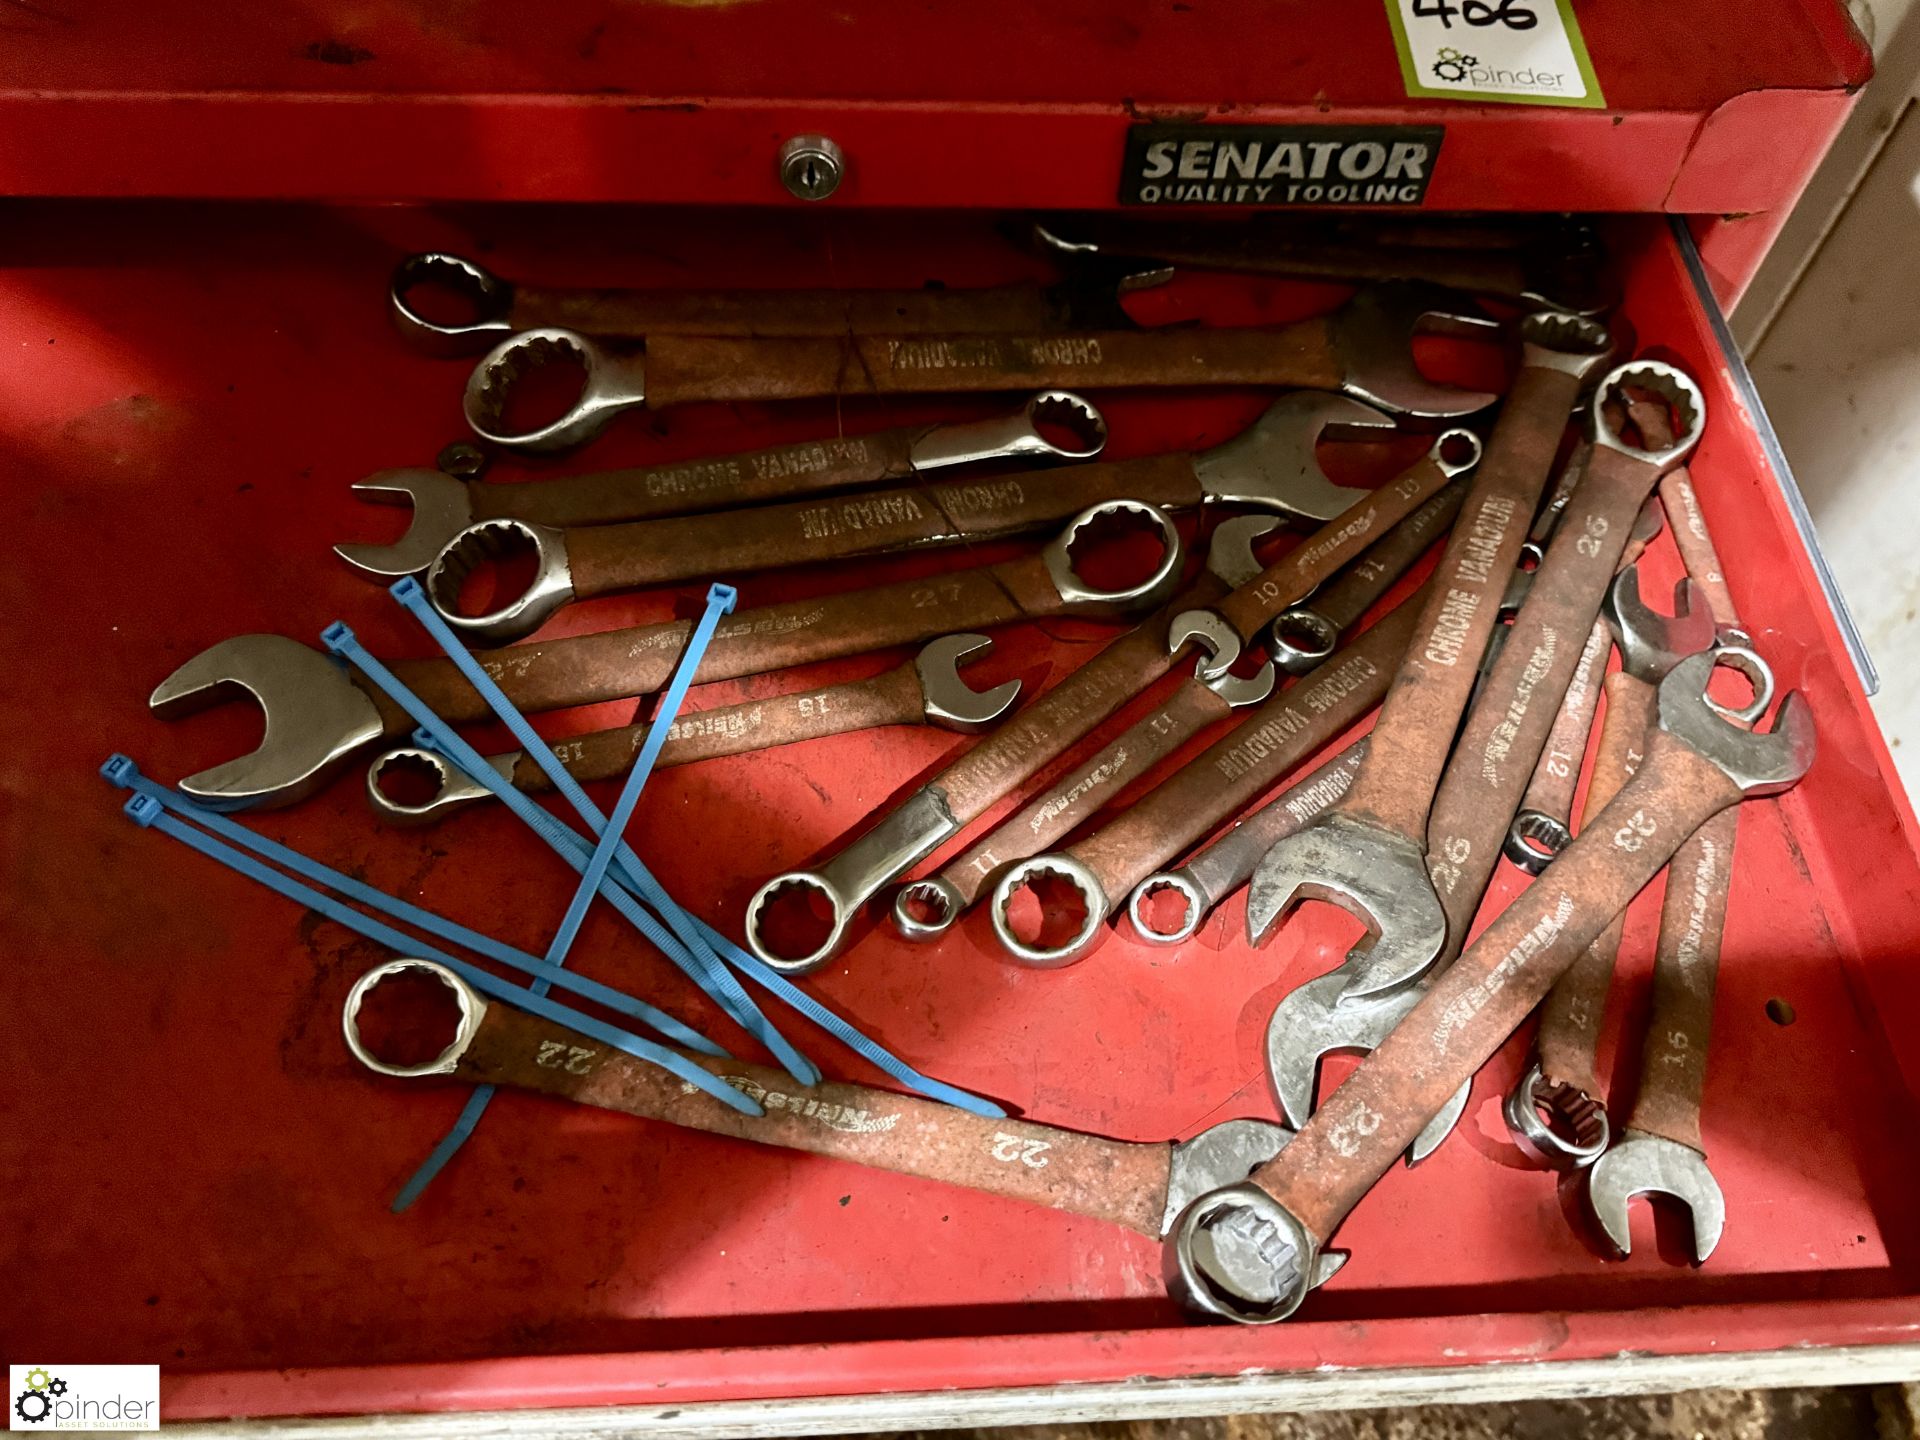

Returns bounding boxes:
[4,204,1917,1427]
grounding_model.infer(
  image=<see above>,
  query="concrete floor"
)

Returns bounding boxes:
[900,1383,1908,1440]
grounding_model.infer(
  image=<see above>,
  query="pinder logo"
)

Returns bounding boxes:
[1431,48,1479,81]
[8,1366,158,1431]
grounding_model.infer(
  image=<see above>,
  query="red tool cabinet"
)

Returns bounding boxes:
[6,1,1917,1431]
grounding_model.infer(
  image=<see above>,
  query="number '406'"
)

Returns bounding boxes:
[1412,0,1539,29]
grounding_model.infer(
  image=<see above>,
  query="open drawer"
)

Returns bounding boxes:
[5,204,1919,1430]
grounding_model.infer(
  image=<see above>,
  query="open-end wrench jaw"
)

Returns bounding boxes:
[1191,394,1396,521]
[149,635,385,811]
[426,516,576,646]
[1245,813,1448,1003]
[390,253,515,357]
[915,633,1023,732]
[1606,570,1714,680]
[1328,283,1504,420]
[335,468,477,580]
[1658,651,1813,794]
[1585,1132,1726,1262]
[1260,968,1471,1162]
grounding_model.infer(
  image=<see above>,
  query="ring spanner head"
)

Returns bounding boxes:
[1329,283,1503,420]
[1163,1181,1320,1325]
[1585,1133,1727,1262]
[149,635,385,811]
[334,467,477,581]
[1504,1060,1610,1170]
[465,328,637,453]
[390,253,515,357]
[343,957,489,1076]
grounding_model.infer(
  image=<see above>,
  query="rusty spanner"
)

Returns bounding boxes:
[1164,651,1814,1323]
[463,283,1500,452]
[892,483,1462,941]
[1260,361,1709,1151]
[427,392,1399,645]
[347,956,1339,1254]
[365,634,1024,827]
[991,590,1423,967]
[1582,452,1767,1260]
[1225,312,1611,1006]
[149,500,1181,810]
[335,392,1108,580]
[1127,739,1370,948]
[1502,569,1723,1168]
[743,432,1481,973]
[389,252,1156,357]
[1264,478,1468,675]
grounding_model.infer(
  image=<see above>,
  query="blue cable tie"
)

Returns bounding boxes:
[116,792,756,1117]
[99,755,725,1058]
[387,583,763,1206]
[383,579,803,1073]
[324,614,816,1083]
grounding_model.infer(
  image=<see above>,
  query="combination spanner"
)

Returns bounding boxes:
[427,392,1400,645]
[1584,466,1767,1260]
[1502,569,1719,1167]
[365,634,1024,826]
[991,590,1423,967]
[893,483,1462,941]
[1127,738,1371,948]
[390,252,1156,357]
[1165,650,1814,1324]
[347,956,1335,1254]
[743,432,1480,973]
[335,392,1108,580]
[150,500,1181,810]
[462,283,1500,452]
[1260,361,1708,1156]
[1227,312,1611,1006]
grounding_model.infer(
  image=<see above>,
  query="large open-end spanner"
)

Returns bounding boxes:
[463,283,1500,452]
[743,435,1479,974]
[149,500,1179,810]
[991,591,1422,967]
[1164,652,1814,1323]
[1260,360,1708,1154]
[893,483,1459,942]
[347,956,1326,1249]
[389,252,1156,357]
[427,392,1397,645]
[1230,312,1611,1006]
[365,634,1024,827]
[335,392,1108,580]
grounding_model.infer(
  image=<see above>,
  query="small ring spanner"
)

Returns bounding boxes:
[1164,651,1814,1324]
[461,284,1500,452]
[894,480,1463,941]
[150,500,1180,810]
[427,392,1398,645]
[743,433,1480,973]
[365,634,1024,826]
[336,392,1108,580]
[991,590,1424,968]
[389,251,1157,357]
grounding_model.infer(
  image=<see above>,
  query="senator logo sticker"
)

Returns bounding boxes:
[1120,125,1443,207]
[1385,0,1604,108]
